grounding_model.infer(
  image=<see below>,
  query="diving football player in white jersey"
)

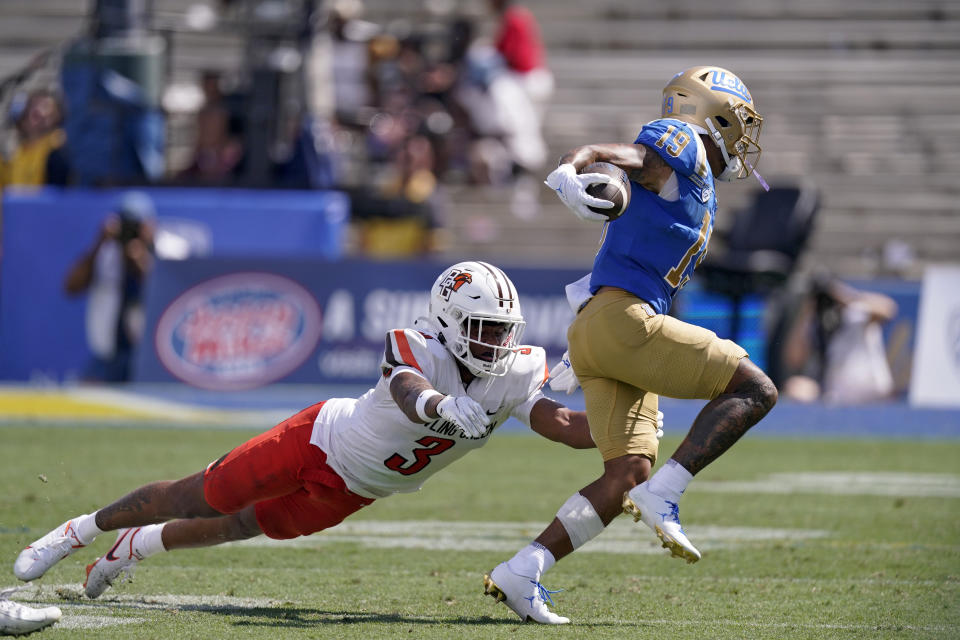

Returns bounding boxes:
[12,261,609,624]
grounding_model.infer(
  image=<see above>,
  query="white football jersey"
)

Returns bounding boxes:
[310,321,548,499]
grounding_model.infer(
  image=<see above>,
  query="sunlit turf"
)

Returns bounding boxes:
[1,424,958,639]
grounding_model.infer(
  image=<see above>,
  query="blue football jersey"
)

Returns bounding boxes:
[590,118,717,315]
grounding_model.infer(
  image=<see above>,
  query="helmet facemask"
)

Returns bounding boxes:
[450,311,525,377]
[707,102,763,181]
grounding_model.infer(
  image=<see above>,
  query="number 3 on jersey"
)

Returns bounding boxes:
[384,436,455,476]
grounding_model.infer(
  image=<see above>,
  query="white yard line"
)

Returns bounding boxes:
[53,614,146,630]
[230,519,830,554]
[144,565,957,588]
[13,588,957,634]
[698,471,960,497]
[9,588,284,630]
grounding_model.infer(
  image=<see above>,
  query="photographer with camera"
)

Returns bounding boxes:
[64,192,157,382]
[772,270,900,405]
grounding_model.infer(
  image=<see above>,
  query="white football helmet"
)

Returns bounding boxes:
[661,66,763,181]
[428,261,525,377]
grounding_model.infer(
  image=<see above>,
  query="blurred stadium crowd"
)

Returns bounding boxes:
[1,0,958,268]
[1,0,562,258]
[0,0,957,402]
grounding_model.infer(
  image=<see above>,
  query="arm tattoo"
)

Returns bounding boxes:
[389,372,436,423]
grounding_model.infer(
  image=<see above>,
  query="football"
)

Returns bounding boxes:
[580,162,631,220]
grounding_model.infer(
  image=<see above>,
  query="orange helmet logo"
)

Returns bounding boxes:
[437,270,472,301]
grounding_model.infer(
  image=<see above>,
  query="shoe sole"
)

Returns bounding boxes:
[482,573,508,604]
[84,559,117,599]
[622,493,700,564]
[484,573,532,623]
[483,573,571,625]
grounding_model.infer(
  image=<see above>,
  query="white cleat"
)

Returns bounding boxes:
[84,528,143,599]
[623,482,701,564]
[483,562,570,625]
[14,517,89,581]
[0,586,62,636]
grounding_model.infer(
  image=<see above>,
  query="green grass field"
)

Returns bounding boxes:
[1,424,958,639]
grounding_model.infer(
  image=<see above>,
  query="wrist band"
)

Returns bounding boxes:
[415,389,443,423]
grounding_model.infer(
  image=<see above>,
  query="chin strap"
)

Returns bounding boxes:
[746,159,771,192]
[703,118,731,163]
[688,117,766,188]
[704,117,742,181]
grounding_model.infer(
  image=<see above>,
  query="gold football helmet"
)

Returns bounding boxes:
[661,66,763,181]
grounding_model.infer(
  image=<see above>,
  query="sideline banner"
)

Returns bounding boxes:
[0,187,348,382]
[909,264,960,407]
[133,258,584,389]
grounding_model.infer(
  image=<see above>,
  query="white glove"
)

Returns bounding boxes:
[436,395,490,438]
[655,410,664,440]
[544,163,615,223]
[548,350,579,394]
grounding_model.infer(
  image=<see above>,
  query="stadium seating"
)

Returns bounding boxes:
[1,0,957,279]
[355,0,959,277]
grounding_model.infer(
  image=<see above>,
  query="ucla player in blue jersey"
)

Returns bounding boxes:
[484,66,778,623]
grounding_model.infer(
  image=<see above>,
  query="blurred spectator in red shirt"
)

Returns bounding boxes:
[488,0,554,218]
[490,0,554,115]
[494,1,543,72]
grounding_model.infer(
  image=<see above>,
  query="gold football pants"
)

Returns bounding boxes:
[567,288,747,462]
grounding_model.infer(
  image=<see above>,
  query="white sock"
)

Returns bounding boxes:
[73,512,104,545]
[648,459,694,502]
[506,542,556,580]
[131,524,167,559]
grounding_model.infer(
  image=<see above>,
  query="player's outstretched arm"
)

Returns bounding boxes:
[528,398,595,449]
[390,371,442,423]
[389,371,489,437]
